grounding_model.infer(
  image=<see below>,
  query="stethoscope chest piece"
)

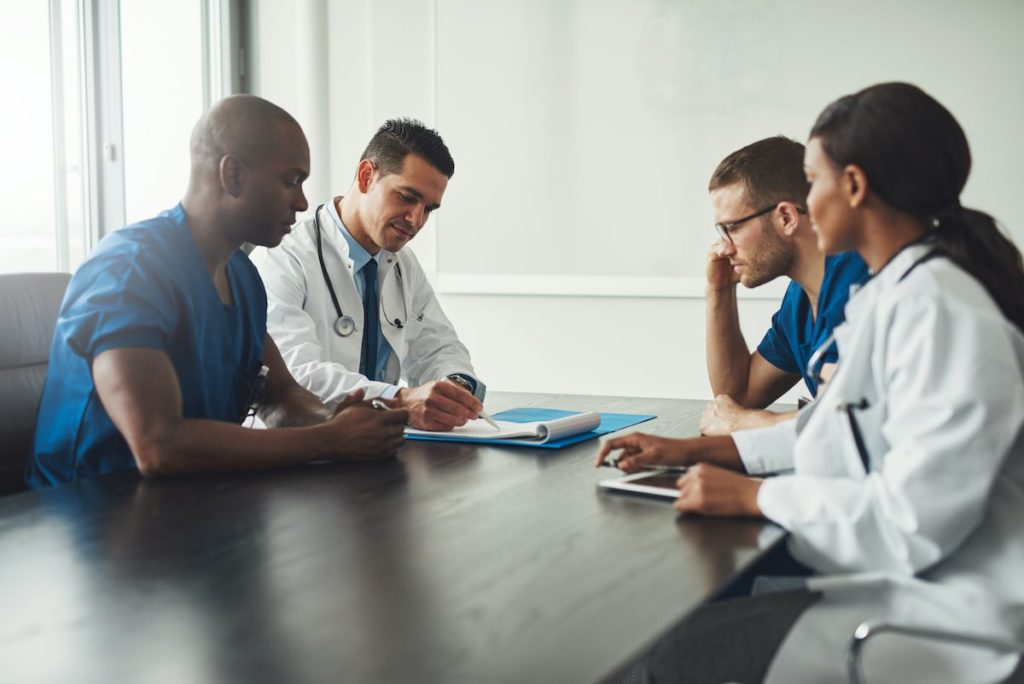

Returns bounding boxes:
[315,202,409,337]
[334,315,357,337]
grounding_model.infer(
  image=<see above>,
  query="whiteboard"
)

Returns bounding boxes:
[433,0,1024,291]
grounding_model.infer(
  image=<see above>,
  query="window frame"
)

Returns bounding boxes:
[44,0,245,272]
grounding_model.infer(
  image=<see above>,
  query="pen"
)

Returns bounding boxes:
[478,408,501,431]
[642,464,689,473]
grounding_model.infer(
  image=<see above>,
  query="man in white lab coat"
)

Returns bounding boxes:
[251,119,484,431]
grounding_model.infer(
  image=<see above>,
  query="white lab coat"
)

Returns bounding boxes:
[738,244,1024,682]
[250,201,483,407]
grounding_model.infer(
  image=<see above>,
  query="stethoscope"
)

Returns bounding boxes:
[798,242,948,473]
[314,204,408,337]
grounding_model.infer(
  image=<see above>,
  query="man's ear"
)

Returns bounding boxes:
[777,201,803,237]
[843,164,868,209]
[356,159,376,194]
[220,156,245,198]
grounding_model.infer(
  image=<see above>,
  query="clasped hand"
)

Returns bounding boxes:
[328,390,408,459]
[699,394,752,436]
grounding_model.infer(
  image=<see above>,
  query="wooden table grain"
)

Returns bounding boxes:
[0,393,783,684]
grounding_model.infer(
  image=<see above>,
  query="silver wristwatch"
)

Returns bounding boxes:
[446,374,474,393]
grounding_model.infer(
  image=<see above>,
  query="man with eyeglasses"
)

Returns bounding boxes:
[700,136,869,435]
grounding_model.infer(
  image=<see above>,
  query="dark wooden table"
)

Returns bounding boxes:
[0,393,783,684]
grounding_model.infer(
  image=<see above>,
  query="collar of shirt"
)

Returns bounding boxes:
[326,197,381,273]
[862,242,936,299]
[843,243,936,328]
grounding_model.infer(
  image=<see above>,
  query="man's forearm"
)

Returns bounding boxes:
[259,383,332,428]
[132,418,331,477]
[706,287,753,399]
[690,435,745,472]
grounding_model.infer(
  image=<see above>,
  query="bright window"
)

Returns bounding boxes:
[121,0,205,225]
[0,1,235,275]
[0,3,60,273]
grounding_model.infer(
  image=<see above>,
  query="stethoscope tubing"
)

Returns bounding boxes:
[313,203,407,337]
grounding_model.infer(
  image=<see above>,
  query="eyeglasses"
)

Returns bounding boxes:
[714,203,807,245]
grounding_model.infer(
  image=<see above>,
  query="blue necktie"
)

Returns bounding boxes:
[359,259,379,380]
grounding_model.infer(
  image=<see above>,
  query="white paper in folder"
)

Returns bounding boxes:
[405,411,601,443]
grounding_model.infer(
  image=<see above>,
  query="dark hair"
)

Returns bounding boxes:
[811,82,1024,333]
[708,136,810,209]
[360,118,455,178]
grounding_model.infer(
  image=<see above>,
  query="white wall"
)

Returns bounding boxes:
[250,0,1024,401]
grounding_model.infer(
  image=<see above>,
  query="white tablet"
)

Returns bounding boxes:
[598,469,685,500]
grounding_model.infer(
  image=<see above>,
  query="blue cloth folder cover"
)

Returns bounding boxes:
[403,407,656,450]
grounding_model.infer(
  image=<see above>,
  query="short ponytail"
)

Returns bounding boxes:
[931,207,1024,332]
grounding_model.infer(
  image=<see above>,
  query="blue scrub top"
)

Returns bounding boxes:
[756,252,870,396]
[26,204,267,487]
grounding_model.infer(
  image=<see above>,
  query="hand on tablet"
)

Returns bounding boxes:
[595,433,692,473]
[673,464,763,518]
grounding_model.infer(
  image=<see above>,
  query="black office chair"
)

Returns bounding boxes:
[847,620,1024,684]
[0,272,70,496]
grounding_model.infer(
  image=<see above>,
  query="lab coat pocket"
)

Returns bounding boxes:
[834,392,885,476]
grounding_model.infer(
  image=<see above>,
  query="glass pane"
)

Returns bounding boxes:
[0,3,57,273]
[120,0,204,225]
[56,0,89,271]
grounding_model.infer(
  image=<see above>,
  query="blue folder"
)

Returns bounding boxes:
[404,407,656,450]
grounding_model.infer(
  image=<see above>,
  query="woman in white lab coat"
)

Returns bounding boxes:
[600,82,1024,682]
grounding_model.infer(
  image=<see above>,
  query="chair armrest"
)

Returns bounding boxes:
[847,620,1023,684]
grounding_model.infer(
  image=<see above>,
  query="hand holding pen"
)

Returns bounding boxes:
[476,409,500,431]
[595,433,691,472]
[394,378,489,432]
[375,397,499,431]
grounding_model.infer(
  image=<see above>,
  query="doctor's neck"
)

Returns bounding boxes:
[855,205,929,273]
[181,190,243,277]
[787,231,827,314]
[334,194,382,256]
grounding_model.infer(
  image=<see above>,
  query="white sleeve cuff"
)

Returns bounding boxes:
[732,419,797,474]
[756,475,793,524]
[378,384,401,400]
[326,380,399,406]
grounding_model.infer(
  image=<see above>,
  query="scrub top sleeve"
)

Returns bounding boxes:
[63,256,176,360]
[756,311,800,374]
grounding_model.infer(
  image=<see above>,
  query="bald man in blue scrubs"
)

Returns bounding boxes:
[28,95,407,487]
